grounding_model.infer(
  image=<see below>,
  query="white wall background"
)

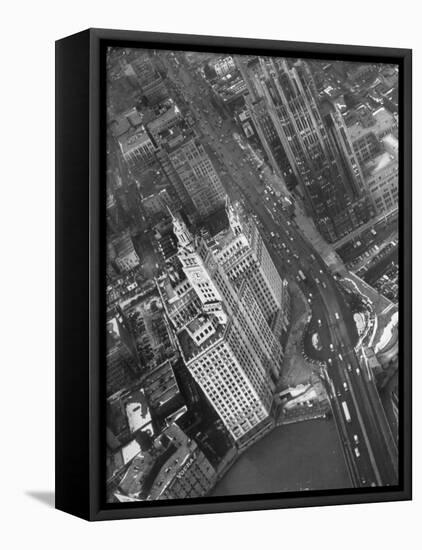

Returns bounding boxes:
[0,0,419,547]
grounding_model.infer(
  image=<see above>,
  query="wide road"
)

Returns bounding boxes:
[162,53,399,488]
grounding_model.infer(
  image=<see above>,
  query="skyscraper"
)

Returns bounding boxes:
[214,199,289,326]
[161,128,226,218]
[106,315,141,397]
[157,210,286,449]
[129,53,169,106]
[237,56,372,241]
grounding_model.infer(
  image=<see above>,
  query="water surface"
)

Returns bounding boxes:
[211,419,351,497]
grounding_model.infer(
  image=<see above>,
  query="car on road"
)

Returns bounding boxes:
[329,343,334,351]
[335,312,340,320]
[318,319,322,327]
[353,434,359,445]
[343,382,348,391]
[356,367,360,375]
[342,401,351,422]
[354,447,360,458]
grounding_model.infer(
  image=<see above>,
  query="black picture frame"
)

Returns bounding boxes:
[55,28,412,521]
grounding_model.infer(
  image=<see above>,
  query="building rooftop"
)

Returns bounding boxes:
[118,127,153,156]
[113,232,136,257]
[147,424,196,500]
[346,106,396,142]
[160,123,195,152]
[365,151,397,176]
[214,76,247,102]
[110,108,144,137]
[121,439,142,465]
[147,103,181,134]
[382,133,399,160]
[143,360,181,410]
[125,389,152,433]
[148,445,192,500]
[201,206,230,238]
[177,320,225,362]
[125,108,144,127]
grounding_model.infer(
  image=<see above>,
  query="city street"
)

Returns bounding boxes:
[164,55,399,488]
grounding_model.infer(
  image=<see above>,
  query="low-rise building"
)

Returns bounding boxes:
[148,424,217,500]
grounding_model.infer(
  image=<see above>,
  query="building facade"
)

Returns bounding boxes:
[213,200,288,324]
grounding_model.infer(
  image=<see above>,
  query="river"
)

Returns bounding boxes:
[210,418,351,497]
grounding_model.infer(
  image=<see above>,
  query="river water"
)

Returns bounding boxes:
[211,418,351,497]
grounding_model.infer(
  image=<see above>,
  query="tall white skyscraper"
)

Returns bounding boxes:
[157,209,288,449]
[214,199,289,327]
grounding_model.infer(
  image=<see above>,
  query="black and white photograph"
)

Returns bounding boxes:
[2,0,420,543]
[105,45,402,503]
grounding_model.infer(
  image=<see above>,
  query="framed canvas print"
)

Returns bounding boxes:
[55,28,412,521]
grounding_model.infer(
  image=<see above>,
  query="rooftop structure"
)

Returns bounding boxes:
[112,232,140,273]
[118,127,156,168]
[346,105,397,143]
[143,360,183,412]
[148,424,217,500]
[117,451,155,498]
[207,55,236,78]
[147,101,182,144]
[110,107,144,137]
[365,151,397,177]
